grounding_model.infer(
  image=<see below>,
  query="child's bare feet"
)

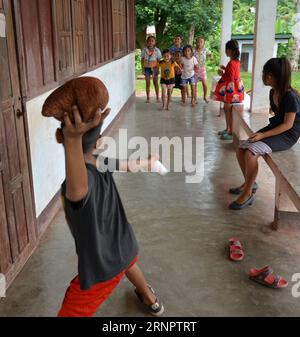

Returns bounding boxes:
[204,97,209,104]
[146,98,150,103]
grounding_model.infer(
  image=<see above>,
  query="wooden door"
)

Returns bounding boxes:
[0,0,36,287]
[241,52,249,72]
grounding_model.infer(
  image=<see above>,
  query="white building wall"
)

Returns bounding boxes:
[26,53,135,217]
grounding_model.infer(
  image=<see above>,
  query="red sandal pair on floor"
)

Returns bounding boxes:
[228,238,288,289]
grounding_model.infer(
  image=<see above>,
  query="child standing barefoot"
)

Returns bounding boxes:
[181,45,199,107]
[214,40,244,140]
[141,36,162,103]
[159,49,180,110]
[194,37,213,104]
[170,36,190,98]
[174,51,185,103]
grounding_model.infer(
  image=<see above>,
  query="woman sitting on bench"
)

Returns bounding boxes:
[229,57,300,210]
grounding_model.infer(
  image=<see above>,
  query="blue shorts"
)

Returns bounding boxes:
[181,75,196,86]
[144,67,159,78]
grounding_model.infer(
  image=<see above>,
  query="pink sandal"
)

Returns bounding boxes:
[249,266,288,289]
[228,238,244,262]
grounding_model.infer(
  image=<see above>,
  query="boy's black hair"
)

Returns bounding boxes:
[162,49,171,55]
[225,39,240,60]
[147,35,156,42]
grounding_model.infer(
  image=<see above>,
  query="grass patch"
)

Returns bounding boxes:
[136,70,300,96]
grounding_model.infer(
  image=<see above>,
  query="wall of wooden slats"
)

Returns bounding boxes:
[17,0,135,99]
[19,0,56,98]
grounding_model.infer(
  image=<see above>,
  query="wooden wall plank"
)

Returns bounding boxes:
[19,0,43,95]
[37,0,56,86]
[72,0,87,73]
[19,0,57,97]
[97,1,106,64]
[86,0,95,67]
[16,0,135,96]
[0,110,13,274]
[56,0,74,78]
[107,0,113,59]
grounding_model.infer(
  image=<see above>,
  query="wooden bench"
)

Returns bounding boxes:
[232,107,300,230]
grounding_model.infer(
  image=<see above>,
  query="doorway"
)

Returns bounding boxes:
[0,0,36,288]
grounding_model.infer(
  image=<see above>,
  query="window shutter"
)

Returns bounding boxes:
[120,0,127,53]
[112,0,120,57]
[112,0,127,58]
[71,0,87,73]
[55,0,74,78]
[128,0,135,51]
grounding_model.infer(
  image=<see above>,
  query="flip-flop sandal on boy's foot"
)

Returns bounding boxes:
[249,266,288,289]
[228,238,244,262]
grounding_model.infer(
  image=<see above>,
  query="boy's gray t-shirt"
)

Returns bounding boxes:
[61,160,139,290]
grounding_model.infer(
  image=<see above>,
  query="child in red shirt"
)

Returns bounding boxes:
[214,40,244,140]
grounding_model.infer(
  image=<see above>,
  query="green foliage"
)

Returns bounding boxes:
[136,0,222,50]
[136,71,300,95]
[135,51,142,73]
[136,0,296,73]
[232,0,256,34]
[275,0,295,34]
[278,39,293,58]
[232,0,295,35]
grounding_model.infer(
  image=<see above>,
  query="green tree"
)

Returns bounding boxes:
[136,0,222,50]
[232,0,295,35]
[136,0,295,73]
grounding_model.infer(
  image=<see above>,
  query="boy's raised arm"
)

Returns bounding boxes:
[63,106,102,202]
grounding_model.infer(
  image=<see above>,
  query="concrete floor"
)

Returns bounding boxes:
[1,97,300,317]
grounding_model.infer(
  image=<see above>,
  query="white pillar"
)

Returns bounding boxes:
[220,0,233,66]
[251,0,278,113]
[273,43,278,57]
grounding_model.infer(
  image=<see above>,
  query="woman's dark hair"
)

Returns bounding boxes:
[225,39,240,60]
[183,44,193,56]
[263,57,299,104]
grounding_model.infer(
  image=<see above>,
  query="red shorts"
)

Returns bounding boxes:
[57,256,138,317]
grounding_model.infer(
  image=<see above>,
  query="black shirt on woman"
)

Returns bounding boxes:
[258,89,300,151]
